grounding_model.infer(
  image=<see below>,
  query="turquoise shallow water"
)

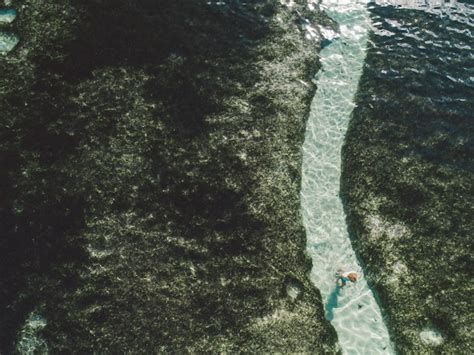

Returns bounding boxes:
[301,1,394,354]
[0,31,18,53]
[0,8,16,23]
[0,8,18,54]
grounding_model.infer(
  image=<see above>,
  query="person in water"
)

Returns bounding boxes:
[336,270,358,287]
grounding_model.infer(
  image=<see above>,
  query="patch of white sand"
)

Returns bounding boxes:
[301,1,395,354]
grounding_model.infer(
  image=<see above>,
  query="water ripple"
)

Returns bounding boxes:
[301,1,395,353]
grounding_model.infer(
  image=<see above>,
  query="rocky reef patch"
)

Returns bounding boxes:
[0,0,338,352]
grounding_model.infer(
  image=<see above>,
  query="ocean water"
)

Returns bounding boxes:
[341,0,473,350]
[361,0,473,163]
[301,0,394,354]
[0,9,16,23]
[0,8,18,54]
[302,0,473,353]
[16,312,48,355]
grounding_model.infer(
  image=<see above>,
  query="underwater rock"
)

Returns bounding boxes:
[0,0,338,352]
[419,328,444,347]
[285,278,304,301]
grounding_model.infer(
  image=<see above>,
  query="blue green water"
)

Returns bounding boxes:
[301,1,394,353]
[302,0,473,353]
[0,8,18,54]
[0,9,16,23]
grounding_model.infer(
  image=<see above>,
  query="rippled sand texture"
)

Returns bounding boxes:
[301,1,394,354]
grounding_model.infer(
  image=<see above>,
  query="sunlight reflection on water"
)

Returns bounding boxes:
[301,1,395,354]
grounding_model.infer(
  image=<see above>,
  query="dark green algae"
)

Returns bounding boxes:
[1,0,339,352]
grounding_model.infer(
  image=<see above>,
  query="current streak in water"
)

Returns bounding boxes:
[301,1,394,354]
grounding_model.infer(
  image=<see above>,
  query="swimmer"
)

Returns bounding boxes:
[336,269,358,287]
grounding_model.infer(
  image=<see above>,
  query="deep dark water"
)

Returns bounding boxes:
[1,0,338,353]
[342,1,473,352]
